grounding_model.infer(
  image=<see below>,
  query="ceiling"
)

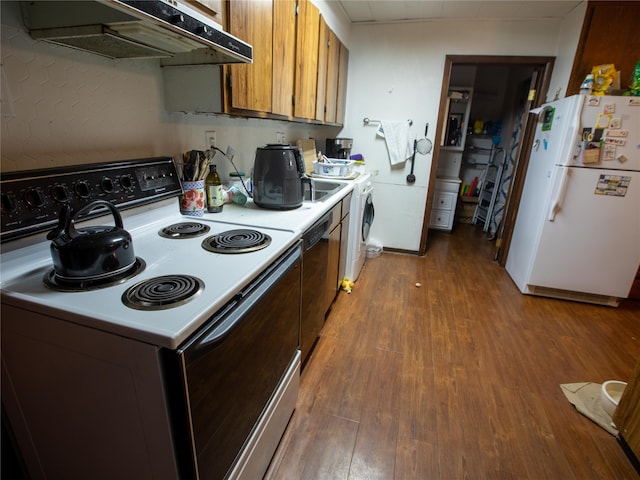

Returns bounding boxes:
[336,0,584,23]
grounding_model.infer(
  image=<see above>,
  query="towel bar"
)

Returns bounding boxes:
[363,118,413,126]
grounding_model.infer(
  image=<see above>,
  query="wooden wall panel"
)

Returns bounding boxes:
[567,1,640,95]
[613,360,640,463]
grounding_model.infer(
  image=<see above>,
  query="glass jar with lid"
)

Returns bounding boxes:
[228,172,248,193]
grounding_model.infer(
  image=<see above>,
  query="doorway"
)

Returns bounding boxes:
[420,55,554,264]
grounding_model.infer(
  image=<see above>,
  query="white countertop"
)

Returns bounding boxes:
[205,183,355,233]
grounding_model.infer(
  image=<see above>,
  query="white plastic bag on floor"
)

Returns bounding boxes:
[366,239,383,258]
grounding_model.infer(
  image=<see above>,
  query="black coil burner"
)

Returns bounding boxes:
[122,274,204,310]
[44,258,146,292]
[202,229,272,254]
[159,222,211,239]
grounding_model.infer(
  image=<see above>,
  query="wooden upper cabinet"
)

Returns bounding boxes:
[186,0,224,24]
[315,16,329,122]
[294,0,320,120]
[227,0,273,113]
[336,42,349,125]
[324,29,340,123]
[272,0,297,117]
[316,18,340,124]
[613,359,640,461]
[211,0,347,124]
[567,1,640,95]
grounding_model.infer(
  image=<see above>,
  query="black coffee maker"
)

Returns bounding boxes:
[325,138,353,159]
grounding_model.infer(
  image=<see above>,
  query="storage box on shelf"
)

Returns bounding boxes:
[456,196,478,224]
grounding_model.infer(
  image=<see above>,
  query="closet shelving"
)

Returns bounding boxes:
[459,134,493,198]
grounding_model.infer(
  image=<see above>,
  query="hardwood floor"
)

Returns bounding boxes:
[266,224,640,480]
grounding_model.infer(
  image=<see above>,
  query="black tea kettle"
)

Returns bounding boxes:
[253,144,311,210]
[47,200,136,279]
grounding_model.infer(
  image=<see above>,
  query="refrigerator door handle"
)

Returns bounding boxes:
[548,166,570,221]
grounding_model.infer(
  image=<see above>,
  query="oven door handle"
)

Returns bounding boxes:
[179,242,302,361]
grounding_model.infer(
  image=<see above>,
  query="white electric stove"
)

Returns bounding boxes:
[1,157,302,480]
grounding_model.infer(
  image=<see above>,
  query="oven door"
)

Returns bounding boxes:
[164,242,301,480]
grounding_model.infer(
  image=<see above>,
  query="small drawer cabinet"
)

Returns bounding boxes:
[429,179,461,231]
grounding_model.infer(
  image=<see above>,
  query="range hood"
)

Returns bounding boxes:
[21,0,253,64]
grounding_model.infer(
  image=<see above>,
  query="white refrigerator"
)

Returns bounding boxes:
[506,94,640,306]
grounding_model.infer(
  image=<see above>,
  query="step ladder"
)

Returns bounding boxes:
[473,147,505,232]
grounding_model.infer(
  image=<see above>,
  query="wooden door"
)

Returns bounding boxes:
[324,29,340,123]
[315,16,329,122]
[613,360,640,463]
[421,55,554,257]
[227,0,273,113]
[335,42,349,126]
[628,266,640,300]
[186,0,224,24]
[294,0,320,120]
[567,1,640,95]
[492,71,539,265]
[272,0,296,116]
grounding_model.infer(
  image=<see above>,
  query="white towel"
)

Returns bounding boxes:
[377,121,413,166]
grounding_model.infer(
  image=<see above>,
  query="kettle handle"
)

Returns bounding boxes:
[67,200,124,238]
[294,147,306,175]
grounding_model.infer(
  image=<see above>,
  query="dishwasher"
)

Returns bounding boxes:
[300,210,332,365]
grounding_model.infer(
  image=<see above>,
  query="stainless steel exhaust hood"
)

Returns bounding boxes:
[22,0,253,64]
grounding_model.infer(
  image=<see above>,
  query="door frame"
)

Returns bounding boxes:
[419,55,555,262]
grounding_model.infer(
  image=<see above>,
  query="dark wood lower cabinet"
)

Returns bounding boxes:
[614,360,640,469]
[628,266,640,300]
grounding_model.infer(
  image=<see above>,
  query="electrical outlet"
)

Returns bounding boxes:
[205,130,216,149]
[276,132,286,144]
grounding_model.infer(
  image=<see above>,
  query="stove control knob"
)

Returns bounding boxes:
[74,181,91,199]
[24,188,46,208]
[119,174,134,190]
[51,184,70,203]
[1,192,18,214]
[171,13,185,24]
[100,177,115,193]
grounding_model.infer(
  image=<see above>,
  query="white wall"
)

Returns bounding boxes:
[547,1,588,102]
[339,10,586,251]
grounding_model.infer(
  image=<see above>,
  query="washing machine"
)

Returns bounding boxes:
[343,172,375,282]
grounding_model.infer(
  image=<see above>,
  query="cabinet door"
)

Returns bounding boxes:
[186,0,224,24]
[227,0,273,113]
[568,2,640,95]
[326,223,341,312]
[272,0,296,116]
[336,42,349,125]
[613,360,640,460]
[294,0,320,119]
[324,29,340,123]
[315,16,329,122]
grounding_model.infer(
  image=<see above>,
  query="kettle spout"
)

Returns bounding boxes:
[46,205,72,243]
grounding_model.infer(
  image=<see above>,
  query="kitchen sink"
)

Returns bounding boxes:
[304,180,347,203]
